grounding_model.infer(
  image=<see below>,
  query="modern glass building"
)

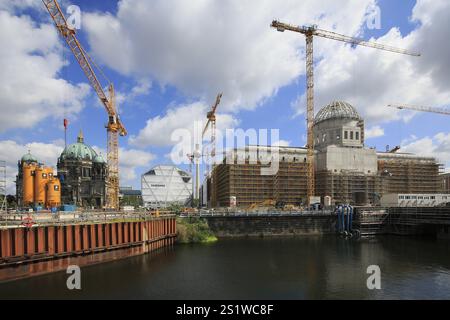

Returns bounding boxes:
[141,165,192,208]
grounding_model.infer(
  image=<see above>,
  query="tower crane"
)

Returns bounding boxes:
[202,93,223,177]
[43,0,127,209]
[202,93,223,208]
[387,104,450,116]
[186,154,195,207]
[187,144,201,206]
[271,20,420,205]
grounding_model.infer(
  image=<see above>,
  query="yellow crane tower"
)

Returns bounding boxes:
[43,0,127,209]
[202,93,223,207]
[271,20,420,205]
[202,93,223,176]
[388,104,450,116]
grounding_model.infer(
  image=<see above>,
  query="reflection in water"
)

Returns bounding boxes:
[1,236,450,299]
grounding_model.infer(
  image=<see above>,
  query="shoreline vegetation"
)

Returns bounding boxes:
[176,217,218,244]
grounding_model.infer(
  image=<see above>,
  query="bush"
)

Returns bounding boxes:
[176,217,217,244]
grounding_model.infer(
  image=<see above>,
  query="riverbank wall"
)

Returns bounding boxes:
[202,207,450,239]
[353,207,450,238]
[203,213,336,237]
[0,215,176,282]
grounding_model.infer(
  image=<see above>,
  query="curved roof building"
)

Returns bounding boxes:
[60,131,106,164]
[141,165,192,208]
[57,131,107,208]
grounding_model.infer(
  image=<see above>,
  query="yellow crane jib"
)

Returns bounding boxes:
[42,0,127,210]
[387,104,450,116]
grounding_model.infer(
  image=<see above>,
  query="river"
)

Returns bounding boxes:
[1,236,450,299]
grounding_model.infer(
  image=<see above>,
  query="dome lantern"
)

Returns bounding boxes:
[77,129,84,143]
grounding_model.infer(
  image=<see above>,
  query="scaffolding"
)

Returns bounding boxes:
[210,159,308,208]
[0,161,6,212]
[315,171,382,205]
[378,158,443,194]
[210,149,444,208]
[274,161,308,204]
[211,161,274,207]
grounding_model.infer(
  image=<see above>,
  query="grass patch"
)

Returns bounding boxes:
[177,217,218,244]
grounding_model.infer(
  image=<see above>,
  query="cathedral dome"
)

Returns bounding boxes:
[60,130,100,162]
[93,153,106,164]
[21,151,38,163]
[314,101,361,125]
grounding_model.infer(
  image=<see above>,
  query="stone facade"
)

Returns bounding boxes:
[57,132,107,208]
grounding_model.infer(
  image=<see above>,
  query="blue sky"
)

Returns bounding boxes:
[1,0,450,192]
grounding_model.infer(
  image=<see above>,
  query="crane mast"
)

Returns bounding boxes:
[202,93,223,175]
[202,93,223,207]
[271,20,420,205]
[43,0,127,209]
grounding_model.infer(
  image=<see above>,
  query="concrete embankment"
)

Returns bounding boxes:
[354,207,450,238]
[202,213,336,238]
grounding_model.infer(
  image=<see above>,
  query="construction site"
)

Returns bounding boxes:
[194,21,446,211]
[2,1,450,302]
[1,7,446,214]
[207,101,443,209]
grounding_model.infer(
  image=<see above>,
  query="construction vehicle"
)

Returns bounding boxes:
[246,199,276,211]
[271,20,420,205]
[43,0,127,209]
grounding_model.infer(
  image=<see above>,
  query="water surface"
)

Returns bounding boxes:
[1,236,450,299]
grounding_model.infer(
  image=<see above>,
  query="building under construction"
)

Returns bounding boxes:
[209,101,443,208]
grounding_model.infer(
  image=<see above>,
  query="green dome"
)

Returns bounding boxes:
[93,153,106,164]
[60,130,101,162]
[21,151,38,163]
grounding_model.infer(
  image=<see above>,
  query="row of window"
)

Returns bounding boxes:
[344,130,359,141]
[398,195,445,200]
[317,129,360,144]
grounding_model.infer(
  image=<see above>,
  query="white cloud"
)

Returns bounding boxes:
[273,140,291,147]
[130,78,151,97]
[0,10,90,132]
[83,0,375,112]
[129,101,239,149]
[365,126,384,139]
[115,78,152,108]
[0,0,42,12]
[92,146,155,183]
[402,132,450,170]
[293,0,450,126]
[119,148,156,181]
